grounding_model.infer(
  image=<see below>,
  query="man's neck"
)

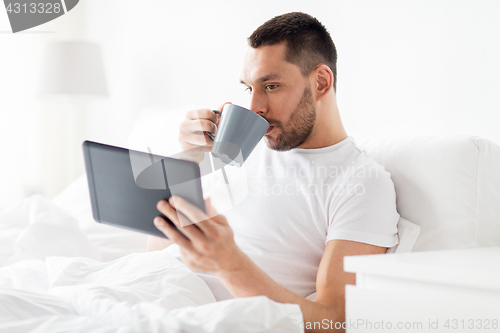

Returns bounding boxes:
[297,96,348,149]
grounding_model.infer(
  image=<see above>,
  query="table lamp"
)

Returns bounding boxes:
[37,41,108,197]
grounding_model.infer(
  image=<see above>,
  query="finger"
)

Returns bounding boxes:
[216,102,231,125]
[171,144,211,164]
[157,200,206,241]
[180,119,217,136]
[186,108,218,123]
[179,132,214,147]
[179,120,217,145]
[171,146,211,160]
[203,197,228,239]
[216,102,232,112]
[169,196,213,227]
[204,197,220,220]
[180,120,218,144]
[157,199,195,230]
[154,216,193,250]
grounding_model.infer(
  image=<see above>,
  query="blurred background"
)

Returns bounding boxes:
[1,0,499,202]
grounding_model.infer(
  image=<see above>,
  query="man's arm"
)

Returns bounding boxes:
[153,196,386,332]
[147,235,174,251]
[313,240,387,329]
[215,239,385,332]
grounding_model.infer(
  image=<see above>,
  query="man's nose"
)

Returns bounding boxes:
[249,91,267,117]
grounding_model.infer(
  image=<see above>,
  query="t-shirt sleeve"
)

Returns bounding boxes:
[326,164,399,247]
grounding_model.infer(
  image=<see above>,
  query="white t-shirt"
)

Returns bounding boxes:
[168,136,399,301]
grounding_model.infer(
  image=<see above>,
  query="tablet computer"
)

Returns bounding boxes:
[82,141,204,239]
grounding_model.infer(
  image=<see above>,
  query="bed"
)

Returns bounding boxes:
[0,107,304,332]
[2,106,499,332]
[0,179,303,332]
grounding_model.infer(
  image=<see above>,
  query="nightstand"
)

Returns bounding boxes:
[344,247,500,332]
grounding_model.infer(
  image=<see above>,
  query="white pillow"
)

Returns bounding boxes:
[386,217,421,253]
[9,195,102,264]
[355,135,500,251]
[52,175,148,262]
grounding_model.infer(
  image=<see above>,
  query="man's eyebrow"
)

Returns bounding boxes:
[240,73,281,85]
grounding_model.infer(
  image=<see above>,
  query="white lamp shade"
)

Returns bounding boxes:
[39,41,108,99]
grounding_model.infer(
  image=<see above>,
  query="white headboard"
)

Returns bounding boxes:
[356,135,500,251]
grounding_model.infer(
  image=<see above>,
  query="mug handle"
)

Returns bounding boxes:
[206,110,222,141]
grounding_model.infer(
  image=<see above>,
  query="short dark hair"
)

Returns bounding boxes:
[249,12,338,91]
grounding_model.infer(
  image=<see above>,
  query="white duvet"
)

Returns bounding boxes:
[0,181,303,333]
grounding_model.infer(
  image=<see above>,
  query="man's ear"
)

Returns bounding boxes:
[313,65,334,101]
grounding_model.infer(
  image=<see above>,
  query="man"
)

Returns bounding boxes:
[148,12,399,332]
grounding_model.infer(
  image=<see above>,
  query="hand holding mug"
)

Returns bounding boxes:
[177,103,230,163]
[207,104,270,167]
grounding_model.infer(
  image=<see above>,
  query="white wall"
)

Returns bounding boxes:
[334,0,500,141]
[81,0,500,148]
[0,4,84,201]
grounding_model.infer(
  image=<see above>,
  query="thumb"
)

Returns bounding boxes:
[217,101,232,112]
[204,197,219,218]
[216,102,232,125]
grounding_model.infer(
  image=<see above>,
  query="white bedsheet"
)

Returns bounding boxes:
[0,191,303,332]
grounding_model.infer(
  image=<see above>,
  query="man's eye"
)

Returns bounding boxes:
[265,84,278,90]
[245,86,252,94]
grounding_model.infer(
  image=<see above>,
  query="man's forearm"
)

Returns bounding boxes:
[146,235,174,252]
[214,251,344,332]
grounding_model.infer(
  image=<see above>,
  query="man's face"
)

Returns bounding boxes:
[240,43,316,151]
